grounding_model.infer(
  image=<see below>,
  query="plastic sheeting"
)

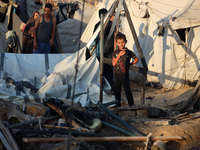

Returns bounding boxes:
[57,18,85,53]
[0,48,114,106]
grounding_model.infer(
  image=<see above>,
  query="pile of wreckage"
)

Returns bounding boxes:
[0,96,183,150]
[1,81,200,150]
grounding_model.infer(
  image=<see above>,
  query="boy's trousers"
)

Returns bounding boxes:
[114,73,134,107]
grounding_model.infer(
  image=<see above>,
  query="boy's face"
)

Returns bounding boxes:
[116,38,127,50]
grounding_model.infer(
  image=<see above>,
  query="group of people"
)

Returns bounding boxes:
[22,5,140,108]
[21,3,56,54]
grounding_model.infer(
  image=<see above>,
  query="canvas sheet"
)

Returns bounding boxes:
[0,48,113,106]
[124,1,200,89]
[57,18,85,53]
[131,0,200,29]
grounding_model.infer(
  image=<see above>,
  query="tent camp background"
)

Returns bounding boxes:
[80,0,200,90]
[0,0,96,53]
[0,0,200,106]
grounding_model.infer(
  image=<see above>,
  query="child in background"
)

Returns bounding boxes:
[112,32,139,107]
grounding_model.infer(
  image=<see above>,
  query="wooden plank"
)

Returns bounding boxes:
[23,136,183,143]
[44,125,93,133]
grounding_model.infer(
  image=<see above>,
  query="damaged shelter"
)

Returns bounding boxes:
[0,0,200,149]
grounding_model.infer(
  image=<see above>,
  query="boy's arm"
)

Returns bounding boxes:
[112,51,125,66]
[33,14,40,50]
[130,56,139,65]
[49,16,57,46]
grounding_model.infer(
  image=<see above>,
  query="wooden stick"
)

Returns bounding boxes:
[44,125,93,133]
[46,103,80,129]
[23,136,183,143]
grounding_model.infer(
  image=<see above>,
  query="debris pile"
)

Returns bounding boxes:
[0,96,187,150]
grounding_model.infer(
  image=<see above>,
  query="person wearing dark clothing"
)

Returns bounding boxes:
[33,3,56,53]
[92,9,115,85]
[21,11,39,53]
[112,32,139,107]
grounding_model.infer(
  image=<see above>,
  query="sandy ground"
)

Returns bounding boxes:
[101,82,200,150]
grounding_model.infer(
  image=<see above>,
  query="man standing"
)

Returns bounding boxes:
[33,3,56,53]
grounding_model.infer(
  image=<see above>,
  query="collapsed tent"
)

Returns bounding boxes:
[81,0,200,89]
[0,48,113,106]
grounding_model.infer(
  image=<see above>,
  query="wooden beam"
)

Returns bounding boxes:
[44,124,93,133]
[23,136,183,143]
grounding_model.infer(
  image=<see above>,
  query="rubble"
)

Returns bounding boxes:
[0,95,191,150]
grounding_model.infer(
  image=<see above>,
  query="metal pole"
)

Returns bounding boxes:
[100,13,104,104]
[7,115,61,129]
[101,120,136,136]
[103,100,118,107]
[98,102,144,136]
[16,129,104,137]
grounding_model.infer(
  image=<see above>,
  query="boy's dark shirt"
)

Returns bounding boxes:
[113,48,136,76]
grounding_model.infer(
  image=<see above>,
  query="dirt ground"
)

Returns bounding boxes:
[101,81,200,150]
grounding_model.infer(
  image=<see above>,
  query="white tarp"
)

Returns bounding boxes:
[80,0,200,89]
[57,18,84,53]
[0,48,113,106]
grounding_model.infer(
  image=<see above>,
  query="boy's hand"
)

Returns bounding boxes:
[119,50,125,57]
[131,57,139,65]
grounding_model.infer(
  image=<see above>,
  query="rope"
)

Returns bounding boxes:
[68,0,86,149]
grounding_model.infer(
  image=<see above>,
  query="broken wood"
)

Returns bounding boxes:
[46,103,81,129]
[22,136,183,143]
[44,124,94,133]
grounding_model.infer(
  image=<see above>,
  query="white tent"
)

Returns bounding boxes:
[80,0,200,89]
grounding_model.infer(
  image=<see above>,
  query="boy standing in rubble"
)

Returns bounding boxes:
[112,32,139,107]
[33,3,56,53]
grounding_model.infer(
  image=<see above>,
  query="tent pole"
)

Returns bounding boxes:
[100,13,104,104]
[123,0,148,72]
[123,0,148,104]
